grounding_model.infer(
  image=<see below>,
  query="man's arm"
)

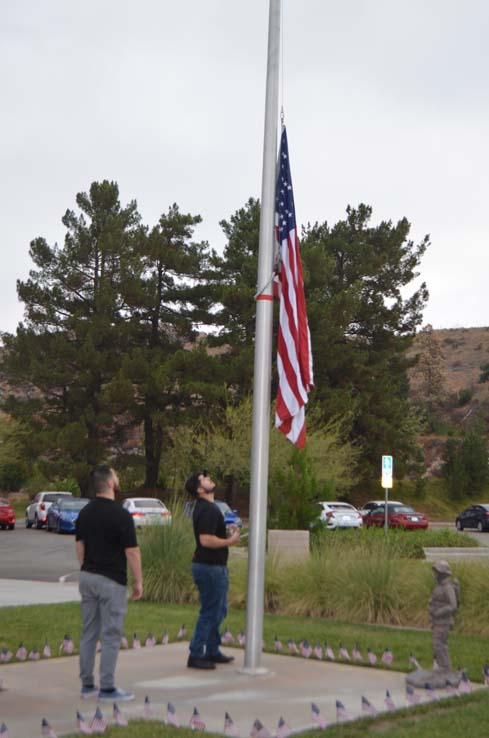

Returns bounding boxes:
[125,546,143,600]
[75,540,85,566]
[200,526,240,549]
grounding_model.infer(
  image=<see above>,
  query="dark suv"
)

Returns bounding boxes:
[456,504,489,532]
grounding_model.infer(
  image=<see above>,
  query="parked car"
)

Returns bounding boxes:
[183,500,243,532]
[455,504,489,532]
[122,497,172,527]
[46,497,89,533]
[317,501,363,530]
[0,498,15,530]
[359,499,403,515]
[362,503,428,530]
[25,491,73,529]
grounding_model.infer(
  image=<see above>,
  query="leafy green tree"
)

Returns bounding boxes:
[1,181,142,493]
[442,423,489,499]
[0,414,28,491]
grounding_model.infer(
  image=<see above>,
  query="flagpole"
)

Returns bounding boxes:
[243,0,281,674]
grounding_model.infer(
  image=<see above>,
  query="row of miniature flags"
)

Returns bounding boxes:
[0,673,483,738]
[0,626,188,663]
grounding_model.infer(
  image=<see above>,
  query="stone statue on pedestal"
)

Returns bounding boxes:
[406,560,461,689]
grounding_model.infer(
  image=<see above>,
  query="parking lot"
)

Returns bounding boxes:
[0,524,79,582]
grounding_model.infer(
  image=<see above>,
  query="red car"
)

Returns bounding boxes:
[0,498,16,530]
[362,503,428,530]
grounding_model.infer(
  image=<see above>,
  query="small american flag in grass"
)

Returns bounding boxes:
[43,640,52,658]
[222,628,235,645]
[335,700,352,723]
[224,712,239,737]
[325,643,335,661]
[249,719,271,738]
[177,624,187,640]
[166,702,180,727]
[274,636,283,652]
[367,648,377,666]
[361,696,377,716]
[313,643,323,660]
[0,723,9,737]
[459,671,472,694]
[41,718,58,737]
[406,685,420,705]
[237,632,246,647]
[409,652,420,669]
[352,645,362,662]
[287,639,298,654]
[145,632,156,648]
[339,644,350,661]
[132,633,141,649]
[60,635,74,655]
[384,690,396,711]
[162,630,169,645]
[90,706,107,733]
[76,710,92,735]
[310,702,327,729]
[445,681,457,697]
[15,643,27,661]
[189,707,206,731]
[299,640,312,658]
[0,648,12,663]
[28,647,40,661]
[381,648,394,665]
[276,717,292,738]
[113,703,128,727]
[143,696,153,719]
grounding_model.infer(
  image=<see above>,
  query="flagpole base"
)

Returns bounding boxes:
[236,666,271,677]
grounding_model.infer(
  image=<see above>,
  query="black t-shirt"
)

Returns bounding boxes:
[75,497,138,586]
[192,498,228,566]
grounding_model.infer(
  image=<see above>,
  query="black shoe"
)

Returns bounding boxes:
[207,652,235,664]
[187,656,216,670]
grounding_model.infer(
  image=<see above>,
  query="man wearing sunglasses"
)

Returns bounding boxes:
[185,469,241,669]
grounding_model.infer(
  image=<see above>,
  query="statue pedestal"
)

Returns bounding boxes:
[405,667,461,690]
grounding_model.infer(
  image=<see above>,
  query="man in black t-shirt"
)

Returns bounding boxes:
[185,470,240,669]
[75,465,143,701]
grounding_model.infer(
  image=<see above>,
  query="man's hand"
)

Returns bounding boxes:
[228,525,241,545]
[132,581,143,601]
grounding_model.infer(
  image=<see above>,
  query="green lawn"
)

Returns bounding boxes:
[62,691,489,738]
[1,601,488,684]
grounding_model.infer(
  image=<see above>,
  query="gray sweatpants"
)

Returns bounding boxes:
[79,570,128,691]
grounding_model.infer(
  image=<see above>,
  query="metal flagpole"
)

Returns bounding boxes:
[242,0,281,674]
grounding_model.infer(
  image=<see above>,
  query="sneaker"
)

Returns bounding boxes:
[81,685,98,699]
[207,652,235,664]
[98,687,135,702]
[187,655,216,670]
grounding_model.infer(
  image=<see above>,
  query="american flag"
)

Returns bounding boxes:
[237,632,246,647]
[445,681,457,697]
[276,717,291,738]
[274,126,314,448]
[287,639,298,654]
[60,635,74,655]
[41,718,58,737]
[313,643,323,660]
[132,633,141,649]
[339,644,350,661]
[367,648,377,666]
[90,707,107,733]
[28,647,40,661]
[145,632,156,648]
[299,640,312,658]
[177,624,187,640]
[405,686,420,706]
[325,643,335,661]
[384,690,396,712]
[120,634,129,649]
[0,724,8,737]
[352,645,362,662]
[113,703,128,727]
[189,707,206,731]
[361,696,377,716]
[335,700,352,723]
[162,631,169,645]
[249,719,271,738]
[224,712,239,737]
[15,643,27,661]
[76,710,93,735]
[483,664,489,686]
[409,652,420,669]
[222,629,235,645]
[381,648,393,665]
[43,640,52,658]
[459,671,472,694]
[166,702,180,727]
[143,696,153,719]
[310,702,327,729]
[0,648,12,663]
[425,683,439,701]
[274,636,283,653]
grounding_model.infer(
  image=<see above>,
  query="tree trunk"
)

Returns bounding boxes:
[144,414,163,489]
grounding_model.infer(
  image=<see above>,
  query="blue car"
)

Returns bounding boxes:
[46,497,89,533]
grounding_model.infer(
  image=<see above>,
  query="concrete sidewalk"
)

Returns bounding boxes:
[0,579,80,607]
[0,643,426,737]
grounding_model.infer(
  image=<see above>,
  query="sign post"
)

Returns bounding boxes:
[381,455,393,534]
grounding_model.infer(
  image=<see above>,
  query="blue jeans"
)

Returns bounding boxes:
[189,563,228,658]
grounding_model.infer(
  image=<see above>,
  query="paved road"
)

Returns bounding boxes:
[0,525,79,582]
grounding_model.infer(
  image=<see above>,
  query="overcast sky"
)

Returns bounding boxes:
[2,0,488,335]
